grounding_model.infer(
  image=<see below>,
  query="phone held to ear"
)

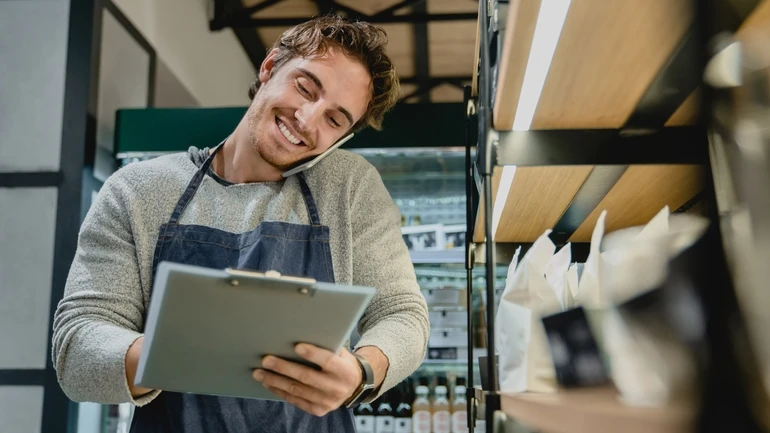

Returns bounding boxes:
[282,133,355,178]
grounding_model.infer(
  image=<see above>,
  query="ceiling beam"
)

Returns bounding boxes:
[211,0,268,72]
[242,0,284,16]
[398,76,471,102]
[400,85,435,102]
[324,2,367,18]
[215,12,477,28]
[314,0,336,16]
[399,76,472,85]
[373,0,424,17]
[412,0,430,103]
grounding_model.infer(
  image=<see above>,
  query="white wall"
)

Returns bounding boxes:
[0,1,72,431]
[112,0,256,107]
[0,0,70,171]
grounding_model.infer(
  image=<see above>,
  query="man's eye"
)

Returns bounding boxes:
[298,84,310,95]
[328,116,341,128]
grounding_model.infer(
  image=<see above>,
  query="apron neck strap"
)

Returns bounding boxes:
[167,141,224,225]
[168,141,324,227]
[295,172,322,226]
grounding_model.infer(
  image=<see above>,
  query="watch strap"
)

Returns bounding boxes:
[344,353,376,408]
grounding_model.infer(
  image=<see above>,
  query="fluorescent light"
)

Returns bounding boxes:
[492,165,517,237]
[512,0,572,131]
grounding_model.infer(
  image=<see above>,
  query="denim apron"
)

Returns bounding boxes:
[130,144,356,433]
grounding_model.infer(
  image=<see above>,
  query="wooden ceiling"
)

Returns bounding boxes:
[240,0,479,103]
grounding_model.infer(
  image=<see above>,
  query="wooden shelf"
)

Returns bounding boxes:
[474,164,703,243]
[501,388,696,433]
[492,0,695,130]
[486,0,770,130]
[737,0,770,39]
[569,165,704,241]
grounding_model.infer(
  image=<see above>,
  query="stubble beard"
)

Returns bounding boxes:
[247,100,297,172]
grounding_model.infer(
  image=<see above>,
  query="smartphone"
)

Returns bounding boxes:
[282,133,355,178]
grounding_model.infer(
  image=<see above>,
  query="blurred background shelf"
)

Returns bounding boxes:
[499,388,695,433]
[410,248,465,264]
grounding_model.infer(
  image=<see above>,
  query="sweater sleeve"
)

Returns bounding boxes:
[350,164,430,396]
[51,169,161,406]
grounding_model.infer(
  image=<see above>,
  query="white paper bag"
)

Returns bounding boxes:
[565,263,579,309]
[601,207,671,305]
[546,243,572,310]
[496,230,562,393]
[597,206,705,407]
[576,210,608,309]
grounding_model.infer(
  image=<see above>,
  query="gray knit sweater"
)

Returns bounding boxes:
[52,147,430,406]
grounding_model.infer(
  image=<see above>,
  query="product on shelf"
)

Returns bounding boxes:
[354,402,376,433]
[394,381,413,433]
[412,384,432,433]
[432,381,451,433]
[495,230,565,393]
[429,310,467,329]
[451,378,468,433]
[375,389,395,433]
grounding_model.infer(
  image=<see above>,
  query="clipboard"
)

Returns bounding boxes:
[135,261,376,401]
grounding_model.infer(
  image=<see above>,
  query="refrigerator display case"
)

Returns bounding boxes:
[355,146,507,395]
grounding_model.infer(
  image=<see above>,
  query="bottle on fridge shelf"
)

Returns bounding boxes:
[394,381,413,433]
[451,377,468,433]
[354,401,376,433]
[432,384,451,433]
[412,384,432,433]
[375,389,395,433]
[418,375,431,389]
[436,374,448,389]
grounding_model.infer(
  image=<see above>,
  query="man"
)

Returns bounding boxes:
[52,15,429,433]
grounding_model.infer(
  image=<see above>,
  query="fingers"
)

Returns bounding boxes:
[253,346,362,417]
[263,385,330,418]
[255,370,338,416]
[295,343,337,370]
[260,355,346,399]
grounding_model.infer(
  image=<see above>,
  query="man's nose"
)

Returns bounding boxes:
[295,101,324,131]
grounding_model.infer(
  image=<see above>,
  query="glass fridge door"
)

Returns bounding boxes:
[353,147,507,396]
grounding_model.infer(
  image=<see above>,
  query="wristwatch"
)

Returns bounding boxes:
[344,353,376,408]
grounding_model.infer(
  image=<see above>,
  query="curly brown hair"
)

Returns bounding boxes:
[248,15,400,132]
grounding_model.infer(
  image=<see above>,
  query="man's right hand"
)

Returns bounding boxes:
[126,336,154,398]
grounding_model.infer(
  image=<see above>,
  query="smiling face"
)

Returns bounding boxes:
[247,47,372,171]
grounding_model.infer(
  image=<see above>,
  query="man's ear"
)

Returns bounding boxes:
[259,48,280,84]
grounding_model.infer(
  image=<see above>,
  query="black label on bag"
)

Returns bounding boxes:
[541,307,609,388]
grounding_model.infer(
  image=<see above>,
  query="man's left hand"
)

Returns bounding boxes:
[253,343,379,417]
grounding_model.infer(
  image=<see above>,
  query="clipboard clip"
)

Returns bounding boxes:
[224,268,317,296]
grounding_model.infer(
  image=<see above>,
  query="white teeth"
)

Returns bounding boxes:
[277,120,301,145]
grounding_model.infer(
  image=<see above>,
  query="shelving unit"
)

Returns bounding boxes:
[465,1,770,433]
